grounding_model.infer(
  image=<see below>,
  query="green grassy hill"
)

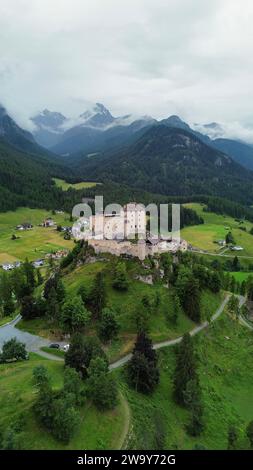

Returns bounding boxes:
[118,314,253,450]
[0,354,126,450]
[17,259,222,361]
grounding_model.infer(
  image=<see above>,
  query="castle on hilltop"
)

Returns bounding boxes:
[73,202,187,260]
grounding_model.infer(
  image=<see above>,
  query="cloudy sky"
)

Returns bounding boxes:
[1,0,253,140]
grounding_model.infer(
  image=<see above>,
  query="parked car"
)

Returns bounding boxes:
[63,344,70,352]
[49,343,60,349]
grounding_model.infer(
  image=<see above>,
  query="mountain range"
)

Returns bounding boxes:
[1,101,253,212]
[28,103,253,172]
[72,124,253,205]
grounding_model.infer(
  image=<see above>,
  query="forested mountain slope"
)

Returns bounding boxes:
[73,125,253,205]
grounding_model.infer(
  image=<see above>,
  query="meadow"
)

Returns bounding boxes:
[17,260,222,361]
[0,353,126,450]
[181,203,253,257]
[231,272,253,282]
[53,178,100,191]
[117,313,253,450]
[0,207,74,264]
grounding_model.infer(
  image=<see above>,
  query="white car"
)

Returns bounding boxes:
[63,344,70,352]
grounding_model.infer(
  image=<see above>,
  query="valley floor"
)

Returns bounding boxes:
[0,207,73,264]
[182,203,253,258]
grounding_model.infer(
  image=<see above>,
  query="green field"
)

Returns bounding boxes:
[118,314,253,450]
[53,178,100,191]
[0,353,126,450]
[231,272,253,282]
[181,203,253,257]
[40,347,65,358]
[0,313,17,327]
[0,207,74,264]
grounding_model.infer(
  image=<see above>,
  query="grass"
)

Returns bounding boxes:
[17,259,223,361]
[231,272,253,282]
[40,347,65,358]
[117,313,253,450]
[16,317,61,340]
[181,203,253,257]
[53,178,100,191]
[0,353,126,450]
[64,262,194,361]
[0,207,74,263]
[64,261,222,361]
[0,313,17,327]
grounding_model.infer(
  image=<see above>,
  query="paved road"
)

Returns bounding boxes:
[190,248,253,260]
[0,314,66,354]
[0,294,248,366]
[109,293,235,371]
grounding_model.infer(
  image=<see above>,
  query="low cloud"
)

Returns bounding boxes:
[0,0,253,136]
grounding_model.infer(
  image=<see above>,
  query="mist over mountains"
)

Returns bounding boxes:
[26,102,253,172]
[1,99,253,211]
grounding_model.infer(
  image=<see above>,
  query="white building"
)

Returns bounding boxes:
[124,203,146,239]
[89,202,146,240]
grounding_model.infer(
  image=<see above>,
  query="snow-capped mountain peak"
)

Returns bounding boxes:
[31,109,67,131]
[79,102,115,129]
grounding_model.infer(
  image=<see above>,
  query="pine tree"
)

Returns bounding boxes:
[230,276,236,293]
[184,378,204,436]
[87,357,118,410]
[232,256,240,272]
[246,420,253,448]
[241,280,246,296]
[22,259,35,291]
[20,295,37,320]
[227,425,238,450]
[183,276,201,322]
[133,331,157,364]
[209,272,221,293]
[127,332,159,394]
[98,307,120,342]
[176,267,201,322]
[112,262,129,291]
[89,271,107,318]
[46,287,59,320]
[227,295,240,318]
[77,285,88,304]
[65,333,107,378]
[173,333,197,405]
[170,294,181,325]
[0,273,15,317]
[36,269,43,286]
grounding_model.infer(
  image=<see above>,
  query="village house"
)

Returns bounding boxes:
[217,239,226,247]
[60,226,72,233]
[1,261,21,271]
[42,218,55,228]
[32,259,44,268]
[16,223,33,231]
[45,250,69,260]
[2,263,14,271]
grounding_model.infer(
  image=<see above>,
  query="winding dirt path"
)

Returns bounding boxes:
[116,392,131,450]
[2,293,247,449]
[109,293,233,371]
